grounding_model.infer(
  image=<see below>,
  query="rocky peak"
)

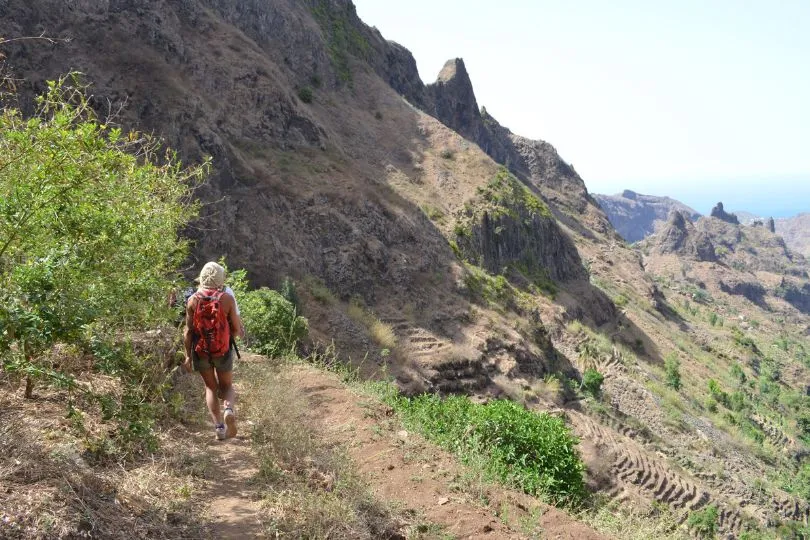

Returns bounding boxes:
[436,57,468,84]
[767,217,776,233]
[710,202,739,224]
[669,209,688,230]
[427,58,485,146]
[652,210,716,261]
[621,189,638,200]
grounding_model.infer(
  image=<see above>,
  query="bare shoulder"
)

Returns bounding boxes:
[219,290,236,310]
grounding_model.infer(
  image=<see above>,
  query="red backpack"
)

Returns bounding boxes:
[192,289,231,359]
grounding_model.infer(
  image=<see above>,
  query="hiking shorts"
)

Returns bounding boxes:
[192,346,235,373]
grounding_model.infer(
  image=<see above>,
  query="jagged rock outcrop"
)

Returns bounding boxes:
[594,190,701,243]
[720,278,767,306]
[766,217,776,233]
[653,210,716,261]
[453,171,586,283]
[459,206,586,283]
[776,279,810,314]
[692,216,807,276]
[710,202,740,224]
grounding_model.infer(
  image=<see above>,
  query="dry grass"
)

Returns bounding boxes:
[346,300,398,350]
[304,275,337,305]
[579,500,689,540]
[0,365,212,540]
[369,319,397,349]
[238,359,406,539]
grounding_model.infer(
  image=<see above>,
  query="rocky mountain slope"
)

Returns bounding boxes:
[594,190,701,243]
[776,214,810,257]
[3,1,810,538]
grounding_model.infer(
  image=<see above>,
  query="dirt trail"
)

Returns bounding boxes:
[291,366,608,540]
[203,434,264,539]
[190,361,607,539]
[183,371,264,540]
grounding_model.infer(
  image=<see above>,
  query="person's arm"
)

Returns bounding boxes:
[182,297,196,372]
[223,294,244,339]
[224,286,245,337]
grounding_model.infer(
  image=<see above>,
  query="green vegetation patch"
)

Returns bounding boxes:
[310,0,371,83]
[386,393,586,505]
[462,262,513,306]
[0,76,202,457]
[686,504,718,539]
[472,167,551,221]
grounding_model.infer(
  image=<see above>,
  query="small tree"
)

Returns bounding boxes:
[581,368,604,397]
[240,288,308,357]
[664,353,682,390]
[0,75,204,395]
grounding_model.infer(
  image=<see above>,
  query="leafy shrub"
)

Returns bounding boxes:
[797,414,810,439]
[389,394,585,505]
[297,86,314,103]
[280,277,300,311]
[0,73,201,456]
[240,288,308,357]
[687,504,718,538]
[462,263,512,305]
[664,353,682,390]
[581,368,604,397]
[708,379,730,408]
[0,77,201,368]
[730,363,747,383]
[731,326,757,350]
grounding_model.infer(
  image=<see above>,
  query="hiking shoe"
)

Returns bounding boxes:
[215,423,226,441]
[224,407,237,438]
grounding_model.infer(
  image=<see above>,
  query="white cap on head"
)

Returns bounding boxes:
[197,261,225,290]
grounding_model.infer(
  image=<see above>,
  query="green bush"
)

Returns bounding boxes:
[797,414,810,439]
[784,462,810,502]
[687,504,718,538]
[280,277,300,311]
[664,353,682,390]
[730,363,747,383]
[581,368,604,397]
[240,288,308,357]
[389,394,585,505]
[0,73,201,454]
[0,77,201,361]
[297,86,314,103]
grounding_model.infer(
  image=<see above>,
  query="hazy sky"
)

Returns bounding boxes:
[353,0,810,217]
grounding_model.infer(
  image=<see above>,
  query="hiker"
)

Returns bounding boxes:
[183,261,244,440]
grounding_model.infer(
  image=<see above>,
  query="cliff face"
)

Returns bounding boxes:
[593,190,701,243]
[775,213,810,257]
[454,170,586,283]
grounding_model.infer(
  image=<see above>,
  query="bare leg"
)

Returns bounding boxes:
[217,369,237,438]
[216,369,236,410]
[199,369,222,426]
